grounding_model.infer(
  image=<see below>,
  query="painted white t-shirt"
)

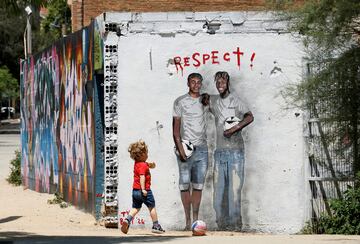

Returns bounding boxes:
[210,93,249,150]
[173,93,207,146]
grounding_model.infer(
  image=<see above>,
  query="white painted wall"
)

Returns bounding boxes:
[106,12,307,233]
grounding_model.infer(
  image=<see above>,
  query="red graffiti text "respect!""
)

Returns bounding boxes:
[173,47,255,74]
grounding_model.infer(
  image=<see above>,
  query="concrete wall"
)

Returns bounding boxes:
[100,12,307,233]
[20,23,101,214]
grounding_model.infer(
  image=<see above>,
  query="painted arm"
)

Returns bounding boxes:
[140,175,147,196]
[201,93,213,114]
[224,111,254,138]
[201,93,210,106]
[173,117,187,162]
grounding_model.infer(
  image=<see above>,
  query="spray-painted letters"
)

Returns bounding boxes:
[173,47,256,74]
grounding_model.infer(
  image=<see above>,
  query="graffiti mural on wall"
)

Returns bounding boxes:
[172,71,254,231]
[104,12,305,233]
[171,47,256,230]
[20,24,96,212]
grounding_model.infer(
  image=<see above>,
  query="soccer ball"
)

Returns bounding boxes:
[191,220,207,236]
[224,116,241,131]
[174,139,195,159]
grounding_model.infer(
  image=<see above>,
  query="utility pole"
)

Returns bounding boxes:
[24,6,32,58]
[7,98,10,119]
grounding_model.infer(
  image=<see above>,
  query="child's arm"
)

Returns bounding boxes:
[140,175,147,196]
[147,162,156,169]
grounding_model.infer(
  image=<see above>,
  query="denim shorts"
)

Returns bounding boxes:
[176,145,208,191]
[132,189,156,209]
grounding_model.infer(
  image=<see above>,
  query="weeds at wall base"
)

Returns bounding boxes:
[47,192,70,208]
[301,173,360,234]
[6,150,21,186]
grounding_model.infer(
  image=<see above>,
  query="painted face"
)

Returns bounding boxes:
[188,77,202,94]
[216,77,229,95]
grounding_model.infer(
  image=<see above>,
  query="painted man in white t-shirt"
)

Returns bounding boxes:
[202,71,254,231]
[173,73,208,230]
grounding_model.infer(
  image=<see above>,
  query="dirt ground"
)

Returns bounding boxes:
[1,135,360,243]
[1,173,360,243]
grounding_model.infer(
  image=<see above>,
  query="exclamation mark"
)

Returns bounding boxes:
[250,52,256,70]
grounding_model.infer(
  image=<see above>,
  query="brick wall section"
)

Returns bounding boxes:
[73,0,268,31]
[71,0,83,32]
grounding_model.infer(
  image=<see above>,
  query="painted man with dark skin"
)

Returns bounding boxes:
[202,71,254,230]
[173,73,208,230]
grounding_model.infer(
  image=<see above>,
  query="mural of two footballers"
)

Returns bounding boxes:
[173,71,254,231]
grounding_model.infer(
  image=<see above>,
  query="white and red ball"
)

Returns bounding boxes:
[191,220,207,236]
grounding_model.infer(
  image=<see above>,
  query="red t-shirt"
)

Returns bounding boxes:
[132,162,151,190]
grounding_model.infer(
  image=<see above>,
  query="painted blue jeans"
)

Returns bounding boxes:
[213,149,245,230]
[177,145,208,191]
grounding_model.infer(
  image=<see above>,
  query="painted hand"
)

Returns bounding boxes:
[179,153,187,162]
[223,129,234,138]
[201,93,210,106]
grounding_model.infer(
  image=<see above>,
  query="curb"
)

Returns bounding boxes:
[0,130,20,134]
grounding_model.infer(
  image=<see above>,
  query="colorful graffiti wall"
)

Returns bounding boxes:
[20,24,97,213]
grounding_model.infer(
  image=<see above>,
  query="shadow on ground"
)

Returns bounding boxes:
[0,231,189,244]
[0,216,22,224]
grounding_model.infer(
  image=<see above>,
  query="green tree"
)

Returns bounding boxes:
[0,7,27,81]
[0,0,47,15]
[41,0,71,41]
[0,66,19,101]
[0,0,71,80]
[270,0,360,180]
[0,1,47,80]
[268,1,360,234]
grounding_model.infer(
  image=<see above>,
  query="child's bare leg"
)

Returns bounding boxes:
[121,208,140,234]
[148,207,158,222]
[148,207,165,233]
[192,189,202,221]
[180,190,191,230]
[129,208,140,218]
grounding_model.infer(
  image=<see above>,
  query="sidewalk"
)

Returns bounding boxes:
[0,118,20,134]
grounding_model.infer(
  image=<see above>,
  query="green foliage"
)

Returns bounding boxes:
[0,0,47,15]
[300,220,314,234]
[0,0,70,81]
[273,0,360,176]
[318,173,360,234]
[301,174,360,234]
[274,1,360,235]
[41,0,71,41]
[268,0,360,63]
[47,192,64,204]
[47,192,69,208]
[290,47,360,117]
[0,66,19,100]
[6,150,21,186]
[0,7,27,81]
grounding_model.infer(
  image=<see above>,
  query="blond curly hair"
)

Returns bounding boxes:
[128,140,148,161]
